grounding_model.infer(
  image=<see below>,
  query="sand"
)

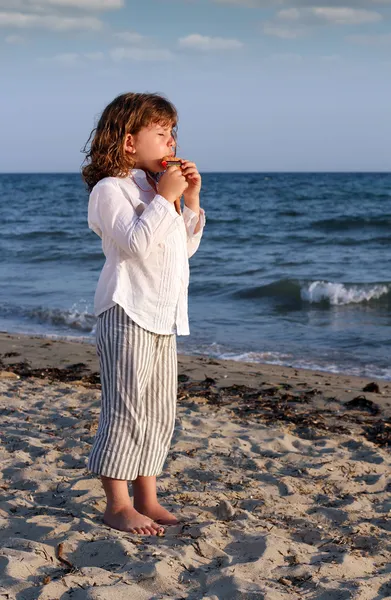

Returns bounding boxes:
[0,331,390,599]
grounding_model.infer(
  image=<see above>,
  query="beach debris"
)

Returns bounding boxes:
[0,370,20,379]
[365,419,391,447]
[0,356,100,386]
[363,382,380,394]
[344,395,380,415]
[56,542,74,571]
[215,499,236,521]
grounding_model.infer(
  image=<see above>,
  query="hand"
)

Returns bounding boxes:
[157,166,188,204]
[181,160,202,200]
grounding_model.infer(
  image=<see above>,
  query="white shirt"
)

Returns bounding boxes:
[88,169,206,336]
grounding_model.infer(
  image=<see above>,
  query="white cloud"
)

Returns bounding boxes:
[178,33,243,51]
[114,31,146,44]
[0,11,103,29]
[278,7,383,25]
[84,51,104,59]
[51,52,79,65]
[269,52,303,62]
[263,23,305,38]
[43,50,105,66]
[110,46,174,62]
[4,33,24,42]
[348,32,391,46]
[209,0,391,5]
[36,0,123,8]
[213,0,264,5]
[0,0,122,10]
[264,5,383,38]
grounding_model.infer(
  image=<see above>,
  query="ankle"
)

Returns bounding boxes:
[133,499,159,509]
[105,501,134,514]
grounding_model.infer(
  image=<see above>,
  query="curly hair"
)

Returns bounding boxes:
[81,92,178,192]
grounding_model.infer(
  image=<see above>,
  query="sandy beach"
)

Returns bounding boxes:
[0,331,390,599]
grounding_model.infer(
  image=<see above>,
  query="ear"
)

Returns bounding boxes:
[124,133,135,154]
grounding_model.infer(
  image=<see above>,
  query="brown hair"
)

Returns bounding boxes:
[81,92,178,192]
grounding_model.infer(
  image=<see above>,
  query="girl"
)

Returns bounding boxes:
[82,92,206,536]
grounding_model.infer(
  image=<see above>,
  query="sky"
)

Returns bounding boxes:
[0,0,390,172]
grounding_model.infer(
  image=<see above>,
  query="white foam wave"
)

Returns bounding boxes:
[27,302,96,332]
[301,281,389,305]
[179,343,391,381]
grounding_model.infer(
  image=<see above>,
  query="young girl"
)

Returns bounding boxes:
[82,92,205,536]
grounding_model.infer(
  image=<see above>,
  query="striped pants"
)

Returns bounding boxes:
[88,303,178,481]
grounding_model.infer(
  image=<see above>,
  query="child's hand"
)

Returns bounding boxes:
[158,166,188,204]
[181,160,201,200]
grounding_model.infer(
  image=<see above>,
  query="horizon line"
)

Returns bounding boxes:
[1,170,390,175]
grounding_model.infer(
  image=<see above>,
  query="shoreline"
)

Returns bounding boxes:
[1,330,390,387]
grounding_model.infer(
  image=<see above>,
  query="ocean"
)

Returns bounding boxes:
[1,172,390,380]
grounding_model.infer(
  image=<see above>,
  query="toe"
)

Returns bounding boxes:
[145,525,157,535]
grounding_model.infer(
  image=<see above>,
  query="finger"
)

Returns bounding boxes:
[182,166,198,173]
[182,168,199,177]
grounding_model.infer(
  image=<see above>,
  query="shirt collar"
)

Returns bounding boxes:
[130,168,147,181]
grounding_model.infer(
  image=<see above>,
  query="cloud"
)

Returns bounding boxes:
[84,51,104,59]
[0,11,103,29]
[43,50,105,66]
[51,52,79,65]
[114,31,146,44]
[269,52,303,62]
[213,0,265,6]
[35,0,123,8]
[109,46,174,62]
[348,32,391,46]
[263,6,383,38]
[178,33,243,51]
[263,23,305,38]
[277,7,383,25]
[4,33,24,42]
[210,0,391,5]
[0,0,122,10]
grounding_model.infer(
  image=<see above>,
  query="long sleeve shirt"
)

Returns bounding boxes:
[87,168,206,335]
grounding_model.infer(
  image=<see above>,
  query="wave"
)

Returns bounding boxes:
[312,216,391,232]
[233,279,390,306]
[0,302,96,332]
[179,343,391,380]
[301,281,389,305]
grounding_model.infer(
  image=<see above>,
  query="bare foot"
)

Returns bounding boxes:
[103,505,165,535]
[134,502,180,525]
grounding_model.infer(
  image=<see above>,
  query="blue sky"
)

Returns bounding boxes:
[1,0,390,172]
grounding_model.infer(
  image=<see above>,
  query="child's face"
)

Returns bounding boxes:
[127,122,176,173]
